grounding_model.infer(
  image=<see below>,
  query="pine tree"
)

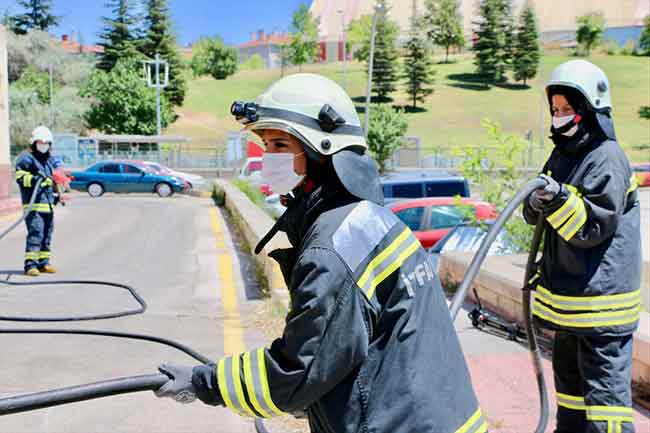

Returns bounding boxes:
[473,0,510,84]
[512,4,540,86]
[403,1,435,109]
[371,0,399,101]
[139,0,186,108]
[10,0,60,35]
[98,0,141,72]
[424,0,465,63]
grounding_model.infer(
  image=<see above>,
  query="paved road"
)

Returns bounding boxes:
[0,194,266,433]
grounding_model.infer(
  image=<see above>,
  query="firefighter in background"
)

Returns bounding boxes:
[154,74,486,433]
[524,60,641,433]
[15,126,59,276]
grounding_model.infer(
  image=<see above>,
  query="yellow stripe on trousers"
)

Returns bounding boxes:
[209,207,246,355]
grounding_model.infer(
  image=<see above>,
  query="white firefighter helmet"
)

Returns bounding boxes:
[232,73,366,156]
[30,126,53,144]
[546,60,612,112]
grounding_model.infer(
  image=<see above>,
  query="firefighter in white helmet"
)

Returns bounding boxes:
[14,126,60,276]
[155,74,487,433]
[524,60,641,433]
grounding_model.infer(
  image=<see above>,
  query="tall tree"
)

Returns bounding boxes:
[512,3,540,86]
[140,0,186,107]
[10,0,59,35]
[403,0,435,109]
[97,0,141,72]
[638,15,650,56]
[424,0,465,63]
[473,0,510,84]
[288,4,319,71]
[347,14,372,61]
[576,12,605,56]
[496,0,515,71]
[371,0,399,101]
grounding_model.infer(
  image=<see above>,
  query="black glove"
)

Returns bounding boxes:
[529,174,561,212]
[155,363,198,403]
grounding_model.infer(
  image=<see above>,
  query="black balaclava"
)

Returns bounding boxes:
[547,85,613,156]
[30,141,51,164]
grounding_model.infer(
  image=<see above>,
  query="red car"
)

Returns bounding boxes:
[389,197,497,249]
[633,163,650,188]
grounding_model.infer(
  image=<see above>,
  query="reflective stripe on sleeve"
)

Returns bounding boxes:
[454,407,488,433]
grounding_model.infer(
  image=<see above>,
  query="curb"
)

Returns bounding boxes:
[212,180,290,312]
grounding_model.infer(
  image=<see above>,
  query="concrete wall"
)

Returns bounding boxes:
[213,180,290,311]
[0,26,11,201]
[439,253,650,385]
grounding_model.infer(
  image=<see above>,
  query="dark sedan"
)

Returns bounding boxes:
[70,161,188,198]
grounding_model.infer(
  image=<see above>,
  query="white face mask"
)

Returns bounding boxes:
[261,152,305,195]
[552,114,578,137]
[36,143,50,154]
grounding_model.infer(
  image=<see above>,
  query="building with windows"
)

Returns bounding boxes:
[310,0,650,62]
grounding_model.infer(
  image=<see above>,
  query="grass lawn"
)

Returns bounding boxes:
[168,53,650,162]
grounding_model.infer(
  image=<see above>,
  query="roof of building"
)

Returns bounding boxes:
[59,35,104,54]
[239,33,292,49]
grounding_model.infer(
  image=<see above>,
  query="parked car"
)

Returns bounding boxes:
[142,161,207,190]
[381,172,470,203]
[70,161,188,198]
[389,197,496,249]
[264,194,286,219]
[428,223,517,273]
[239,157,263,182]
[633,163,650,188]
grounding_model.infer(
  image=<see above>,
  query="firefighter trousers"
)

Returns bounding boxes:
[24,211,54,271]
[553,332,635,433]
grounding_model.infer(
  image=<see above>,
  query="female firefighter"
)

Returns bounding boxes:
[524,60,641,433]
[15,126,59,277]
[154,74,486,433]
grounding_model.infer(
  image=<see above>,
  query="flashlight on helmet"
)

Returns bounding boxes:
[231,101,259,124]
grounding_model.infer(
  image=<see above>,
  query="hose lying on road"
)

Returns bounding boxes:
[448,177,549,433]
[0,178,549,433]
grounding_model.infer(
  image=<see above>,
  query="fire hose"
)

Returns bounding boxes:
[0,177,550,433]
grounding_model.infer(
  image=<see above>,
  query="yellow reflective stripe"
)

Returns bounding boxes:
[366,239,420,299]
[558,197,587,240]
[627,175,638,194]
[557,392,586,410]
[536,286,641,312]
[24,204,52,212]
[217,358,240,415]
[547,192,578,228]
[357,228,411,289]
[24,174,33,187]
[257,347,285,416]
[454,407,488,433]
[242,351,271,418]
[15,170,29,179]
[534,299,640,328]
[231,355,257,417]
[38,252,51,259]
[24,252,39,260]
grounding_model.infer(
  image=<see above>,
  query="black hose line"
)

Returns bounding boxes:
[448,177,549,433]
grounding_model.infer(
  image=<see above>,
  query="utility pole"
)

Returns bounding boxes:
[143,53,169,136]
[338,9,347,91]
[363,2,385,136]
[48,63,53,129]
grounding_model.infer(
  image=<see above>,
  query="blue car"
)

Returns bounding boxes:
[70,161,188,198]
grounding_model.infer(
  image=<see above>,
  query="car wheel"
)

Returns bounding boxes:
[87,182,104,198]
[155,182,173,198]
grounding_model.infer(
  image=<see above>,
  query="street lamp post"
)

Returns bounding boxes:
[143,53,169,136]
[338,9,347,91]
[363,3,384,136]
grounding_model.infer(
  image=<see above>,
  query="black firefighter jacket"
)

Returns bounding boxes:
[15,152,56,213]
[201,180,485,433]
[524,135,641,337]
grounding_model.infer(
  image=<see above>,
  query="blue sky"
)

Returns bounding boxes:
[0,0,309,46]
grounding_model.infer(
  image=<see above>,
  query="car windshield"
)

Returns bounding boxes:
[432,225,517,255]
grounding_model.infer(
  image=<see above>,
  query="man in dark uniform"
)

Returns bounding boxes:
[15,126,58,276]
[525,60,641,433]
[154,74,487,433]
